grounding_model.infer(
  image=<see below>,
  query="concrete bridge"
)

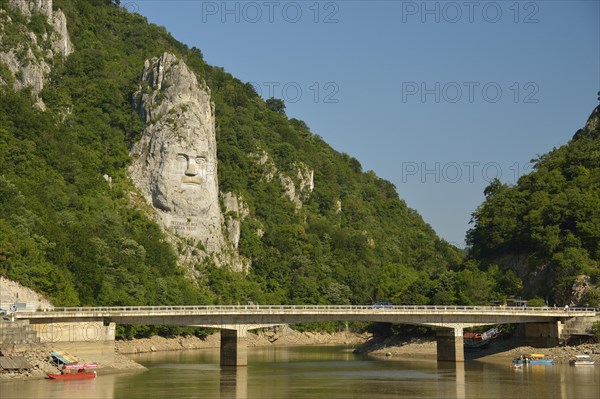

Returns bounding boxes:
[15,305,598,366]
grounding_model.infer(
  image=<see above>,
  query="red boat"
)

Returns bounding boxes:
[47,363,97,380]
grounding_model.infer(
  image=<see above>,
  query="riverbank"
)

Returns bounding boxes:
[0,342,144,381]
[116,328,369,354]
[1,329,367,380]
[3,332,598,381]
[358,335,600,364]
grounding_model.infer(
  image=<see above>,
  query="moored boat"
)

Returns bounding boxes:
[464,332,490,350]
[463,327,499,350]
[569,355,595,366]
[512,354,554,365]
[47,363,97,380]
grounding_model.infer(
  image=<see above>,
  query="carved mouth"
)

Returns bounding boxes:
[181,176,203,185]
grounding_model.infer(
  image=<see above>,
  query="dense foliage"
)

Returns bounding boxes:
[467,106,600,306]
[2,0,470,323]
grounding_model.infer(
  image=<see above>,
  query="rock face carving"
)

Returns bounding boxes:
[0,0,72,109]
[130,53,224,254]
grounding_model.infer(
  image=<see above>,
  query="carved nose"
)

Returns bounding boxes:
[185,158,199,176]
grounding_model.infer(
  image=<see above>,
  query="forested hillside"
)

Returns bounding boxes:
[0,0,463,311]
[467,105,600,307]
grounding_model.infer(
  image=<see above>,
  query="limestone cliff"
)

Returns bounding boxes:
[129,52,247,272]
[222,192,249,249]
[0,276,53,310]
[573,104,600,140]
[252,149,314,209]
[0,0,72,109]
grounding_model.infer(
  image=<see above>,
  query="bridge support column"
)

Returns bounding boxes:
[436,325,464,362]
[220,329,247,367]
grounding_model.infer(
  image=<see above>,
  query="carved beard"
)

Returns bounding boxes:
[153,182,212,217]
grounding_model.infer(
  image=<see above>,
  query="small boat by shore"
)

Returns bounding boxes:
[569,355,595,366]
[512,354,554,365]
[464,327,499,350]
[47,363,97,380]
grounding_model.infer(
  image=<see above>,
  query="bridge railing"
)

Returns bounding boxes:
[31,305,598,313]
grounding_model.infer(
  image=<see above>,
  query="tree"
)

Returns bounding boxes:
[266,97,286,115]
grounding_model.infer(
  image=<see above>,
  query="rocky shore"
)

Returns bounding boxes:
[0,343,62,380]
[0,342,145,381]
[357,335,600,364]
[494,343,600,364]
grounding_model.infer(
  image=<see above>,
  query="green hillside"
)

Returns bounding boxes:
[0,0,462,311]
[467,105,600,306]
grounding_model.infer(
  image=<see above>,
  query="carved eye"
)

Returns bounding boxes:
[176,154,187,162]
[195,157,205,165]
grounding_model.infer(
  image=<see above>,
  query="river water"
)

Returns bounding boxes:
[1,346,599,399]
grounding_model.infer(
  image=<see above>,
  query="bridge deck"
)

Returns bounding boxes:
[17,305,597,323]
[11,305,597,365]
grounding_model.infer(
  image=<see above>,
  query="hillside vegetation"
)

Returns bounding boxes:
[467,106,600,306]
[0,0,464,313]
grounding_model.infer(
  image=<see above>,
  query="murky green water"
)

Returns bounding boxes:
[1,346,598,399]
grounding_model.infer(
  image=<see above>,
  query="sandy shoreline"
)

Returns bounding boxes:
[116,328,369,354]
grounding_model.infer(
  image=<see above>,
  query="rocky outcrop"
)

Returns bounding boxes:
[570,275,593,306]
[0,276,53,311]
[129,53,246,272]
[8,0,72,56]
[251,149,314,209]
[573,105,599,140]
[222,192,249,249]
[0,0,72,109]
[335,199,342,214]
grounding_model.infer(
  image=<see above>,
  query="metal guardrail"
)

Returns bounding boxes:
[30,305,599,313]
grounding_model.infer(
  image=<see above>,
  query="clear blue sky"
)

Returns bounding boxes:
[131,0,599,247]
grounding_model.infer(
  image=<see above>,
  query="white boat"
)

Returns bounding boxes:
[569,355,595,366]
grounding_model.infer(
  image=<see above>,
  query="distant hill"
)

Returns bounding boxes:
[467,105,600,306]
[0,0,462,310]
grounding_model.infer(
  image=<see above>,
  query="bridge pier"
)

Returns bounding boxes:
[220,328,247,367]
[436,325,464,362]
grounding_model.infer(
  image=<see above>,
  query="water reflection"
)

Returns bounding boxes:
[0,373,115,399]
[1,347,599,399]
[436,362,465,399]
[220,367,247,399]
[456,362,465,399]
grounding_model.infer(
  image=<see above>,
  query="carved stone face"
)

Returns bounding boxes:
[129,53,225,248]
[151,135,215,217]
